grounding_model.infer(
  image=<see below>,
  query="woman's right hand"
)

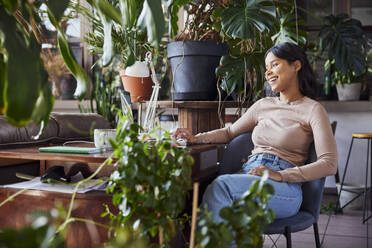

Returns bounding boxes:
[172,128,198,143]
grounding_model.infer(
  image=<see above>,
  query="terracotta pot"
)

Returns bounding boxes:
[119,70,153,102]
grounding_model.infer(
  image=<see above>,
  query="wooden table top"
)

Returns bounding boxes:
[0,143,224,164]
[0,145,112,164]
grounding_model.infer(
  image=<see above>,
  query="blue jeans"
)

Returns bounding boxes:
[201,153,303,223]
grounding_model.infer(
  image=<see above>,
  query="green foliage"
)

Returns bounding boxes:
[196,171,275,248]
[0,211,65,248]
[106,113,194,247]
[105,226,149,248]
[83,0,165,69]
[0,0,89,128]
[220,0,276,40]
[214,0,307,103]
[83,69,121,127]
[318,14,368,94]
[168,0,191,39]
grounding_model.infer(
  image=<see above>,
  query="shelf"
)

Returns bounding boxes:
[319,101,372,112]
[53,99,372,114]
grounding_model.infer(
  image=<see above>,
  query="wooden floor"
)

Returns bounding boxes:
[263,194,372,248]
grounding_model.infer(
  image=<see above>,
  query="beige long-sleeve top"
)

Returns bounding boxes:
[195,96,338,183]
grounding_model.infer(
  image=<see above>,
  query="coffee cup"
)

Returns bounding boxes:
[94,129,116,149]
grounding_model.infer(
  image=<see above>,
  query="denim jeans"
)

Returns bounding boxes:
[201,153,303,223]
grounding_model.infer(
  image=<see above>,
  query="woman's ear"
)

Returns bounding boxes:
[294,60,302,72]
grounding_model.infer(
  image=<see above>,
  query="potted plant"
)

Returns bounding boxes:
[214,0,308,109]
[83,1,168,102]
[318,13,368,101]
[167,0,228,101]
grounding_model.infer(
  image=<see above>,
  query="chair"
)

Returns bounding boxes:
[218,132,325,248]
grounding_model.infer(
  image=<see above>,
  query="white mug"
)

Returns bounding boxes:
[94,129,116,149]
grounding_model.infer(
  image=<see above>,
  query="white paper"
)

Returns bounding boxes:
[2,177,107,194]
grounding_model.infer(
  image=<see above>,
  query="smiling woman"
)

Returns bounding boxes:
[173,42,338,228]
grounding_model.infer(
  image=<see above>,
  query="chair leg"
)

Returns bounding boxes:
[284,226,292,248]
[313,223,321,248]
[336,137,354,214]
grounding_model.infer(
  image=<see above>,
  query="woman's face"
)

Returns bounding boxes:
[265,52,301,93]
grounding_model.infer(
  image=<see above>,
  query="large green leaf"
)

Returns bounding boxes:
[0,7,43,126]
[137,0,165,47]
[46,0,69,23]
[119,0,140,29]
[1,0,19,14]
[31,79,55,137]
[93,0,123,26]
[221,0,276,39]
[57,30,90,100]
[0,39,6,114]
[272,12,307,46]
[97,10,114,67]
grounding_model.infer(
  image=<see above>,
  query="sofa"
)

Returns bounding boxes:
[0,112,111,184]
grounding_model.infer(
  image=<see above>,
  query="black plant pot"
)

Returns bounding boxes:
[167,40,228,101]
[59,74,77,100]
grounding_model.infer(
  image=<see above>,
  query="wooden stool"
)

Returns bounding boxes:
[336,133,372,223]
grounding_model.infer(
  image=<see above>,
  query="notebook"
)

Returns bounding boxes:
[39,146,106,154]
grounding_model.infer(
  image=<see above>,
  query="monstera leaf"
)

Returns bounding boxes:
[220,0,276,40]
[272,12,307,46]
[217,51,266,98]
[319,14,367,81]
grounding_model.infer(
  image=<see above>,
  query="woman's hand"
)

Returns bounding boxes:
[172,128,198,143]
[248,165,283,182]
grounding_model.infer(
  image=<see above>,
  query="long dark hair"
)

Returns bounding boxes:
[265,42,317,99]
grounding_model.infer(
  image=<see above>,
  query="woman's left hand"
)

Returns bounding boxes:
[248,165,283,182]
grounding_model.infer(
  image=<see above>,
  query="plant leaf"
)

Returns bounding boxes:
[2,0,19,14]
[137,0,165,47]
[93,0,123,25]
[46,0,69,23]
[0,7,41,126]
[57,30,90,100]
[119,0,139,29]
[168,0,191,39]
[0,49,7,114]
[221,0,276,39]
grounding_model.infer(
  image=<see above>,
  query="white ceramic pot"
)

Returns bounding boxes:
[94,129,116,149]
[336,82,362,101]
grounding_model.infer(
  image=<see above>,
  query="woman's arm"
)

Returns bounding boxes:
[278,104,338,182]
[194,100,261,143]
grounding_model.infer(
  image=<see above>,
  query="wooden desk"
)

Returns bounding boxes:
[0,143,224,247]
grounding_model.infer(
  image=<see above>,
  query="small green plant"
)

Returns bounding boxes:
[0,210,65,248]
[78,69,121,127]
[196,171,275,248]
[105,113,194,247]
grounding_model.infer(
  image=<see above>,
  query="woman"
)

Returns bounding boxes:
[173,42,338,223]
